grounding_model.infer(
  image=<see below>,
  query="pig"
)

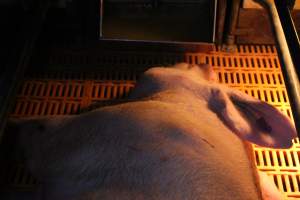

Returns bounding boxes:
[9,63,296,200]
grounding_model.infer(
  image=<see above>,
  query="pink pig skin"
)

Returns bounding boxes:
[11,63,296,200]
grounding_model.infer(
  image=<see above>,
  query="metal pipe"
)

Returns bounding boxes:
[254,0,300,138]
[274,0,300,79]
[100,0,103,38]
[225,0,241,45]
[212,0,218,43]
[216,0,227,44]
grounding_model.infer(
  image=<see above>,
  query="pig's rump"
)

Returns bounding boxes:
[21,100,262,200]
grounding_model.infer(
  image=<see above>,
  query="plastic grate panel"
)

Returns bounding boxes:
[4,44,299,199]
[214,44,277,55]
[10,80,136,117]
[6,165,37,188]
[264,172,300,198]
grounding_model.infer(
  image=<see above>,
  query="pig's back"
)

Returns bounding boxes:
[25,100,262,200]
[80,100,262,200]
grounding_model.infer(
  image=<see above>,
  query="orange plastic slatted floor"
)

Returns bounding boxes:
[5,44,300,199]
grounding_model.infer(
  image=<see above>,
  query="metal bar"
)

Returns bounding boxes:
[274,0,300,79]
[216,0,227,44]
[100,0,103,38]
[255,0,300,138]
[225,0,241,45]
[212,0,218,43]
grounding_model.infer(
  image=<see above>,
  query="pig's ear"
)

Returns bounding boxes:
[210,89,297,148]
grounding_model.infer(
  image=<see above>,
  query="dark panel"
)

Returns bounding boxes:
[102,1,215,42]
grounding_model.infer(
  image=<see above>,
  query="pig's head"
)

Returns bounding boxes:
[131,63,297,149]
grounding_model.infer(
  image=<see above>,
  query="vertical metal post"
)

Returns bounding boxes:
[216,0,227,44]
[274,0,300,79]
[100,0,103,38]
[213,0,218,43]
[225,0,241,46]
